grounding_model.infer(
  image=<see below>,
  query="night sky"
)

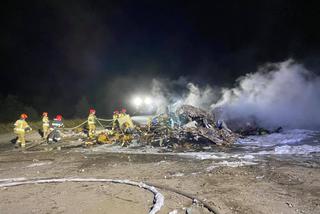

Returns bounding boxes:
[1,0,320,118]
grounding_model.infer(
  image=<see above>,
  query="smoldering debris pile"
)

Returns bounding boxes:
[137,105,238,150]
[40,105,239,151]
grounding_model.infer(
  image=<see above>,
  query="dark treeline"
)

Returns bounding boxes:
[0,95,92,122]
[0,95,39,122]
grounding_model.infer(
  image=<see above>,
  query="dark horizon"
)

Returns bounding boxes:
[1,0,320,119]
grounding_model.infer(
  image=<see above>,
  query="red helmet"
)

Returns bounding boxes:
[20,113,28,119]
[121,108,127,113]
[55,115,62,121]
[42,112,48,116]
[89,108,96,114]
[113,110,119,114]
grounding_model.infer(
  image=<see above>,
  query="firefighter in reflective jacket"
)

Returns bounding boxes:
[14,113,32,148]
[112,110,119,130]
[42,112,50,139]
[48,115,63,143]
[88,108,96,139]
[119,108,127,117]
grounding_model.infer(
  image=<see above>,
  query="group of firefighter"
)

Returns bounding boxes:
[13,108,130,148]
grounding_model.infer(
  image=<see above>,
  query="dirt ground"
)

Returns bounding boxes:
[0,133,319,214]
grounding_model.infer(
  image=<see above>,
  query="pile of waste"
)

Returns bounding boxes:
[140,105,238,149]
[89,105,238,150]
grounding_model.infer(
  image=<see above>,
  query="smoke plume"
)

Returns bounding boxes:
[150,78,218,113]
[212,59,320,129]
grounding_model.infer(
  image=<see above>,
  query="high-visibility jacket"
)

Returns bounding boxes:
[51,119,63,129]
[14,119,30,133]
[113,114,119,120]
[88,114,96,125]
[42,116,50,127]
[117,114,134,130]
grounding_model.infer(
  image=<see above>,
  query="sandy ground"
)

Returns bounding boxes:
[0,132,319,214]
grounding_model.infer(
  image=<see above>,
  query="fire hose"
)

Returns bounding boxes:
[95,118,106,129]
[0,177,164,214]
[59,120,88,130]
[96,118,113,122]
[55,118,110,131]
[96,118,113,128]
[0,177,220,214]
[145,182,220,214]
[60,118,112,130]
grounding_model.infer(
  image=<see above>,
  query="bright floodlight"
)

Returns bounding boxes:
[132,96,143,107]
[144,97,152,105]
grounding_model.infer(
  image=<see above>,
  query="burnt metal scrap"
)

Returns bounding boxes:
[176,105,216,126]
[137,105,238,149]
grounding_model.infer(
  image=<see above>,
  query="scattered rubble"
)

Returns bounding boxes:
[145,105,238,149]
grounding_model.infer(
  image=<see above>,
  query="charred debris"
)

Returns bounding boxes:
[90,105,239,150]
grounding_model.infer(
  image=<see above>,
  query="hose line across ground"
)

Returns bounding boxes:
[96,118,113,122]
[146,182,220,214]
[59,120,88,130]
[96,118,106,129]
[59,118,112,130]
[0,177,164,214]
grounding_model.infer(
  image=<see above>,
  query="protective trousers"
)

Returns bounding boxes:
[88,124,96,139]
[43,125,49,139]
[16,131,25,147]
[48,129,61,142]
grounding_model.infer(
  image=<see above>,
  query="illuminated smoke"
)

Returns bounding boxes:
[212,59,320,129]
[150,79,218,113]
[151,79,169,114]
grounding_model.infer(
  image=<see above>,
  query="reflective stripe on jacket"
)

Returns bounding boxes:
[14,119,29,133]
[88,114,96,125]
[52,119,63,128]
[42,116,50,126]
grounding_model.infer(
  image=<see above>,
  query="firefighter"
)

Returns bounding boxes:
[120,108,127,117]
[112,110,119,130]
[48,115,63,143]
[42,112,50,139]
[14,113,32,148]
[88,108,96,139]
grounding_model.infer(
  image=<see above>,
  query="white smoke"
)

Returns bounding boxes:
[150,78,218,113]
[151,79,170,114]
[183,83,216,109]
[213,59,320,129]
